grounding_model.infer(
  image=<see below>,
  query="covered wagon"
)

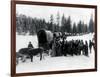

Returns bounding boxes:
[37,29,53,51]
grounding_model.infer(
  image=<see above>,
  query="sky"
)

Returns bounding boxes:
[16,4,95,25]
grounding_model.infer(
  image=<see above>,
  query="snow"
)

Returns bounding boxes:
[67,33,94,44]
[16,34,38,52]
[16,33,95,73]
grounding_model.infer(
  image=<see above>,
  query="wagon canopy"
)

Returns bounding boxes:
[37,29,53,45]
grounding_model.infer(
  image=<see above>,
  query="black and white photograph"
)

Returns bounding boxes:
[15,2,96,74]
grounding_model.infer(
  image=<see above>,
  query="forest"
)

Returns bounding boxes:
[16,12,94,35]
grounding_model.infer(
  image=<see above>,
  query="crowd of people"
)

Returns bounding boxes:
[26,32,95,58]
[50,33,95,57]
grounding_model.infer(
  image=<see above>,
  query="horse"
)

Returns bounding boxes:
[28,47,44,62]
[17,47,44,62]
[18,48,30,55]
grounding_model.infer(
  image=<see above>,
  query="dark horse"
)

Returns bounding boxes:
[28,47,43,62]
[18,47,43,62]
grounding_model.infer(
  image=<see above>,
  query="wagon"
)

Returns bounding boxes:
[37,29,53,51]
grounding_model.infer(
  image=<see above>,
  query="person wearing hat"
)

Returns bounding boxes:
[28,41,34,48]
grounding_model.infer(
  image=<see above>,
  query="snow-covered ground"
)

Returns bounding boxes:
[16,33,95,73]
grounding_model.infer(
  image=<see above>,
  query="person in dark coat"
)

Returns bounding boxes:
[89,40,92,53]
[70,40,74,56]
[28,41,34,48]
[77,40,80,55]
[83,41,89,57]
[64,40,68,56]
[74,40,78,55]
[61,35,66,56]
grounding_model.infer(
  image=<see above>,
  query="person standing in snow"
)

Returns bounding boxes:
[84,41,89,57]
[89,40,93,53]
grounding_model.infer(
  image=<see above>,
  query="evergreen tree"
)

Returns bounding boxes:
[50,14,54,32]
[65,16,72,33]
[61,14,66,32]
[81,22,85,33]
[84,24,88,33]
[56,11,60,31]
[89,15,94,33]
[77,20,83,33]
[72,22,77,33]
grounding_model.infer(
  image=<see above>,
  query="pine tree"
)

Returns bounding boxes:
[56,11,60,31]
[61,14,66,32]
[50,14,54,32]
[65,16,72,33]
[84,24,88,33]
[77,20,83,33]
[72,22,77,34]
[89,15,94,33]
